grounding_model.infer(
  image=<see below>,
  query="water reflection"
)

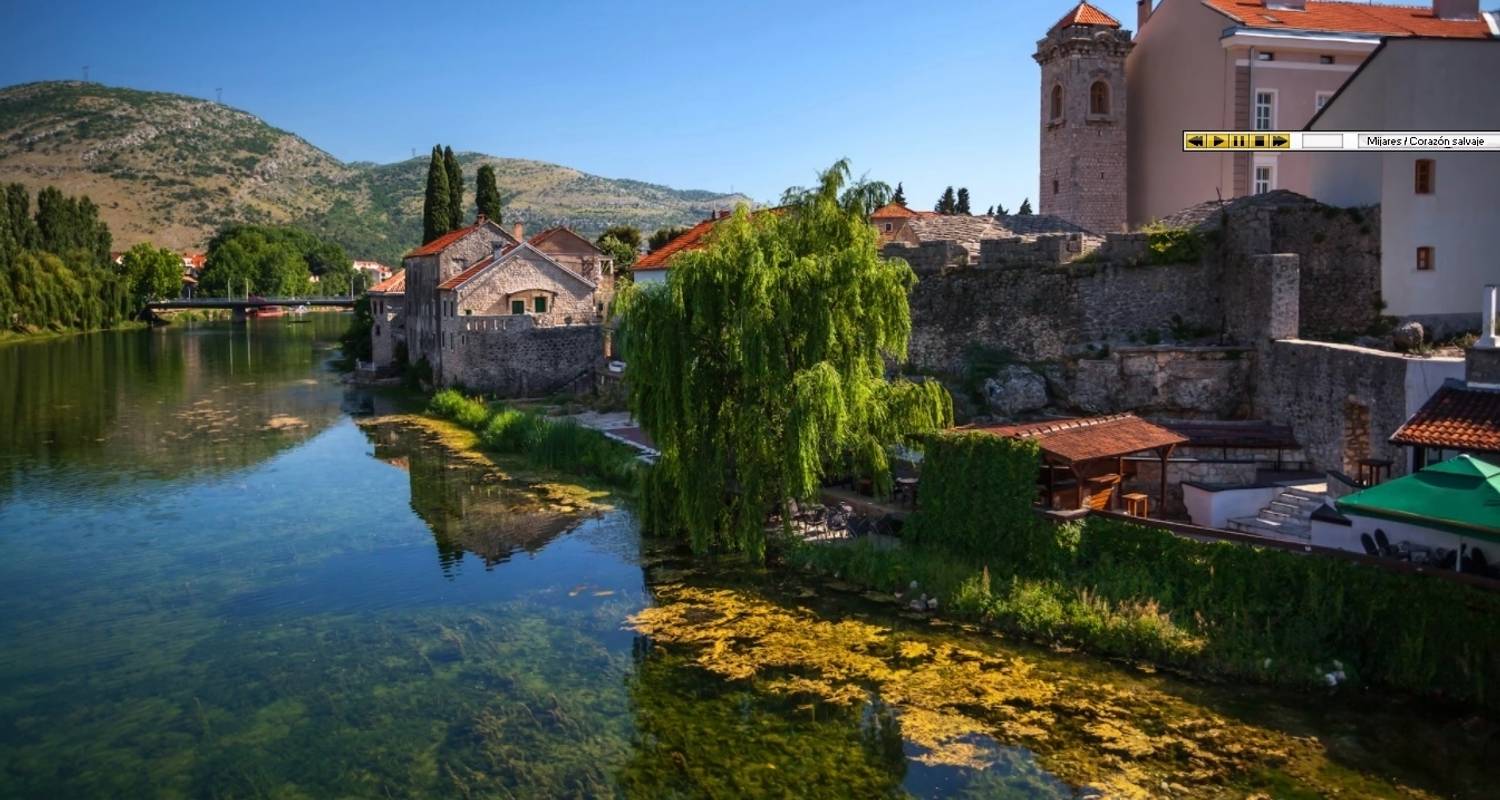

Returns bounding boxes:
[0,317,349,500]
[363,418,585,574]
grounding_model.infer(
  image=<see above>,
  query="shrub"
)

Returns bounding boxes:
[430,391,641,489]
[1139,222,1205,265]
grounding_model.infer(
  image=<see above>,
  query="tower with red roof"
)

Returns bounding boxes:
[1034,2,1134,234]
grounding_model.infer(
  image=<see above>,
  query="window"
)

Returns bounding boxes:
[1053,179,1060,195]
[511,299,525,315]
[1319,55,1335,65]
[1254,165,1274,195]
[884,222,892,232]
[1050,85,1063,121]
[1315,91,1333,111]
[1256,51,1275,62]
[1089,81,1109,115]
[1414,159,1435,195]
[1254,91,1275,131]
[1416,247,1434,271]
[533,296,548,314]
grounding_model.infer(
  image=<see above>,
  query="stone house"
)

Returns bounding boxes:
[368,270,406,371]
[382,214,615,394]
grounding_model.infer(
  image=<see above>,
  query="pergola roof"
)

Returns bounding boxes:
[967,414,1187,466]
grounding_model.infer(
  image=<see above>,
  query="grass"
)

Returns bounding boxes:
[428,389,642,490]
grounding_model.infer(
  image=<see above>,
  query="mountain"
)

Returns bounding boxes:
[0,81,750,265]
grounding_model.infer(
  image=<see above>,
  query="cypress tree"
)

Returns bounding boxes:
[997,203,1010,216]
[444,146,463,230]
[891,182,906,206]
[1018,198,1034,216]
[936,186,957,215]
[956,188,972,215]
[475,164,502,223]
[422,146,451,244]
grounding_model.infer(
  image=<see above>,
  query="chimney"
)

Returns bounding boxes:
[475,213,487,226]
[1433,0,1479,20]
[1478,284,1499,349]
[513,222,524,241]
[1138,0,1152,29]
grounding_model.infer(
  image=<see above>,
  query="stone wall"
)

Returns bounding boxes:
[444,315,604,397]
[1254,340,1415,476]
[906,260,1220,371]
[1045,346,1254,419]
[371,295,403,370]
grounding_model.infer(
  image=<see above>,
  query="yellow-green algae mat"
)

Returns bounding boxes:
[627,583,1438,799]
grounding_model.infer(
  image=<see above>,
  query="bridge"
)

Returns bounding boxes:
[147,297,357,311]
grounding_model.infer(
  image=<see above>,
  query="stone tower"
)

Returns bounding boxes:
[1033,2,1133,234]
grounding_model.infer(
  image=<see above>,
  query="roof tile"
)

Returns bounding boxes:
[369,270,406,294]
[1051,2,1121,33]
[965,414,1188,465]
[1391,383,1500,453]
[1203,0,1492,39]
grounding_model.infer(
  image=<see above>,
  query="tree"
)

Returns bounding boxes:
[891,182,906,206]
[422,146,451,244]
[955,188,972,215]
[985,206,994,216]
[444,146,463,230]
[120,243,182,308]
[648,226,688,253]
[596,234,636,270]
[598,225,642,253]
[1018,198,1034,216]
[616,159,953,559]
[935,186,957,215]
[198,225,343,297]
[996,203,1010,216]
[475,164,502,222]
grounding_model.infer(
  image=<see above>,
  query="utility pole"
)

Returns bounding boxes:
[81,65,90,82]
[216,87,223,104]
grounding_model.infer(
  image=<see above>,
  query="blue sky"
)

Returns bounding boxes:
[0,0,1415,212]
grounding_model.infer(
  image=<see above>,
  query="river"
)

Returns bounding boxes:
[1,317,1495,799]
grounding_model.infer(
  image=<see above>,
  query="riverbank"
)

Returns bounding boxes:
[427,389,644,491]
[0,321,148,346]
[783,431,1500,714]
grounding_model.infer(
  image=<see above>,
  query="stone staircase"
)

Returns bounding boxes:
[1227,487,1325,541]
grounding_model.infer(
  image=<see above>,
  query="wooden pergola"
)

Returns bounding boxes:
[967,414,1188,516]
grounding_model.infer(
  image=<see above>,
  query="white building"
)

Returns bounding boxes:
[1305,37,1500,337]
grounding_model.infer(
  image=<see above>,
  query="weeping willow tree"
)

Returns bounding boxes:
[616,159,952,558]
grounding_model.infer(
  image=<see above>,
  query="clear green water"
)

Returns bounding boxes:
[1,318,1496,799]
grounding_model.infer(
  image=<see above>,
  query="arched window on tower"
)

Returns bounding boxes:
[1089,81,1110,116]
[1050,85,1063,121]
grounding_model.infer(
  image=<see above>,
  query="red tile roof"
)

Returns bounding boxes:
[369,270,405,294]
[1391,384,1500,454]
[966,414,1188,465]
[632,216,722,271]
[1203,0,1493,38]
[1050,2,1121,33]
[870,202,920,220]
[405,223,484,258]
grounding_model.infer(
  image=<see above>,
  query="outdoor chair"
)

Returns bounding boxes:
[1436,549,1458,571]
[1359,533,1379,556]
[1374,529,1396,557]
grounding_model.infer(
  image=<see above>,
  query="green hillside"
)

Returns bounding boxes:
[0,81,750,265]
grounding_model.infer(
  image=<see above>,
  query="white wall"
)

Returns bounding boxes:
[632,270,667,286]
[1313,511,1492,567]
[1183,483,1280,530]
[1307,39,1500,322]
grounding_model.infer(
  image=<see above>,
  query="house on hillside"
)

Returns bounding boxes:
[389,214,615,394]
[1305,37,1500,336]
[1125,0,1495,227]
[352,260,392,288]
